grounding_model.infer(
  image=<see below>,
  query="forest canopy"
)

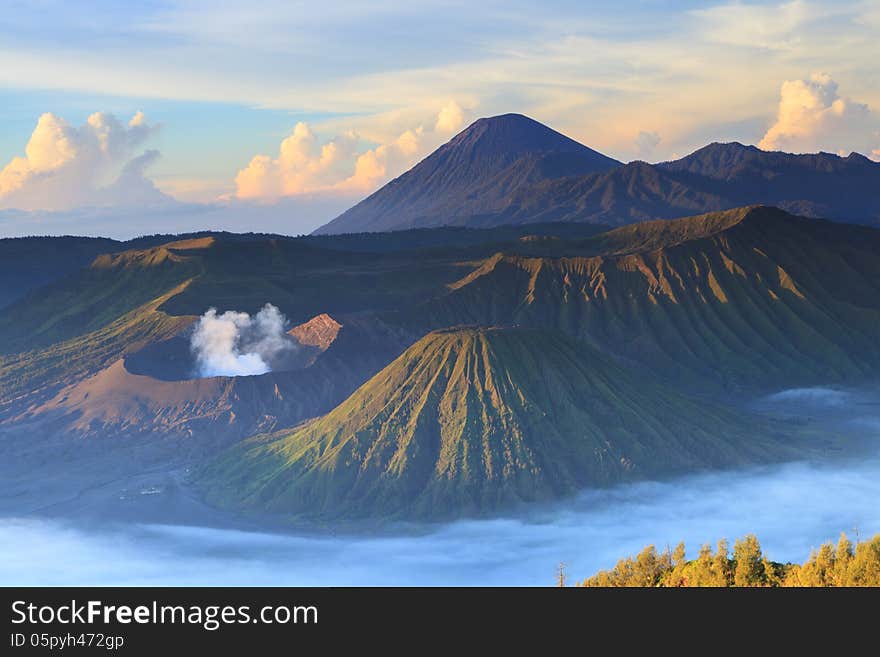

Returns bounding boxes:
[579,532,880,587]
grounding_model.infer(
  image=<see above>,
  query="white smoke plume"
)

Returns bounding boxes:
[190,303,295,377]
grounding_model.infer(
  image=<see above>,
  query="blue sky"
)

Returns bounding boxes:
[1,0,878,236]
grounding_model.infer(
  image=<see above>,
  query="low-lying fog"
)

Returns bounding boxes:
[1,387,878,586]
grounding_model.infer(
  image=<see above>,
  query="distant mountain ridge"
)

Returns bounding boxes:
[316,116,880,234]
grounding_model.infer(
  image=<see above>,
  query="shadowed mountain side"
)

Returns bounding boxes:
[483,161,728,227]
[0,234,471,358]
[0,282,197,420]
[0,241,206,355]
[317,123,880,233]
[0,231,298,313]
[148,239,482,322]
[197,328,800,521]
[0,236,119,309]
[468,148,880,228]
[404,207,880,393]
[316,114,621,234]
[660,142,880,223]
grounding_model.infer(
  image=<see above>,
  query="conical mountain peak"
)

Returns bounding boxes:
[314,115,621,234]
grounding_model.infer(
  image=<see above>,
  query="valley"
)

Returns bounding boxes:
[2,114,879,568]
[2,389,879,585]
[2,206,879,529]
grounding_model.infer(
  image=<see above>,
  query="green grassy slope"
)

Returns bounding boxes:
[197,327,797,520]
[0,233,478,356]
[156,238,473,323]
[411,207,880,393]
[0,242,204,354]
[0,236,121,309]
[2,221,598,372]
[0,282,196,418]
[0,230,481,422]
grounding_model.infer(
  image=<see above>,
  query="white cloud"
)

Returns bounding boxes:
[1,2,878,170]
[758,73,880,155]
[2,3,878,213]
[435,101,465,133]
[633,130,661,159]
[0,111,171,211]
[235,103,467,202]
[691,0,816,50]
[234,123,360,201]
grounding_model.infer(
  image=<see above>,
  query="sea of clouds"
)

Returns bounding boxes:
[1,386,877,586]
[2,456,878,586]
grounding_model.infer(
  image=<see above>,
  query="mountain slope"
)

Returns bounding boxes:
[315,114,621,234]
[0,231,293,311]
[470,145,880,228]
[3,310,412,447]
[318,131,880,232]
[197,327,795,520]
[409,207,880,393]
[0,240,206,355]
[659,142,880,223]
[486,161,727,227]
[0,281,196,419]
[0,236,119,309]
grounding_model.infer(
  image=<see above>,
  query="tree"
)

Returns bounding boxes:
[672,542,687,567]
[832,533,853,586]
[733,535,765,587]
[557,562,567,587]
[632,545,664,587]
[579,532,880,587]
[712,539,733,586]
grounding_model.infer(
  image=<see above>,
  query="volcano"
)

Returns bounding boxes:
[315,113,621,234]
[198,327,795,520]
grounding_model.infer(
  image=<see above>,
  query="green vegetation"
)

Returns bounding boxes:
[8,207,880,399]
[580,532,880,587]
[417,207,880,393]
[0,282,195,417]
[0,235,119,309]
[157,238,471,323]
[0,230,483,356]
[0,244,202,354]
[197,327,800,520]
[3,207,880,521]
